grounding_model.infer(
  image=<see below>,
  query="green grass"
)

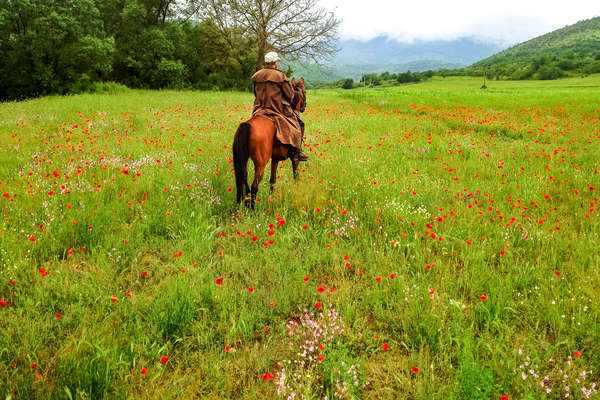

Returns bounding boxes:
[1,78,600,399]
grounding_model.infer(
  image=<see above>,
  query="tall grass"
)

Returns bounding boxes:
[1,77,600,398]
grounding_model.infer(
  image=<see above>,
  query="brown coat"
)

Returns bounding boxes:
[252,68,302,149]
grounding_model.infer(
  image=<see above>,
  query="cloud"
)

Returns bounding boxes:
[319,0,600,44]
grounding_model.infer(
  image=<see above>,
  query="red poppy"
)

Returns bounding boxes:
[140,368,148,375]
[382,343,389,351]
[411,366,419,373]
[317,285,325,293]
[161,356,169,364]
[55,313,62,319]
[480,294,488,301]
[315,301,322,309]
[573,350,581,357]
[0,300,7,307]
[318,353,324,362]
[248,287,254,293]
[260,372,275,382]
[215,277,223,286]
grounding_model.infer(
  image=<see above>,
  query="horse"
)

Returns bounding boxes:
[232,77,307,209]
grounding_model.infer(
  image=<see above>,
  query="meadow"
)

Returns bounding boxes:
[1,75,600,399]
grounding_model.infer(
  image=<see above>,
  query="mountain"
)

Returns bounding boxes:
[284,16,600,83]
[471,16,600,68]
[282,36,505,82]
[278,59,342,83]
[334,36,504,67]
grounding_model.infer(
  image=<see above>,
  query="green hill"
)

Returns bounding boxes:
[459,17,600,80]
[473,16,600,67]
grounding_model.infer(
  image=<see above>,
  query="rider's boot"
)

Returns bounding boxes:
[295,149,309,162]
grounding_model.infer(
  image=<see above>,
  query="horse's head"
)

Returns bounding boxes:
[291,77,306,113]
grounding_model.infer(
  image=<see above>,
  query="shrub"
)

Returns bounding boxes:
[342,79,354,89]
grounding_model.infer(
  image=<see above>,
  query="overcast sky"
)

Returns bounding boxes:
[319,0,600,45]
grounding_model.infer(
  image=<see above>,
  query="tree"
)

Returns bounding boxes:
[0,0,115,100]
[198,0,340,70]
[341,78,353,89]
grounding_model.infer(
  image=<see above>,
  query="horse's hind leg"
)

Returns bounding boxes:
[249,162,266,209]
[270,160,279,192]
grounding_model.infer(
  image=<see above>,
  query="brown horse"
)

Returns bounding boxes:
[233,77,306,208]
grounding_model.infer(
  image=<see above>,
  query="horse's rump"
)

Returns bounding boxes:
[252,109,301,149]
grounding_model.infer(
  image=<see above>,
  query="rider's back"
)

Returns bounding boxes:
[252,68,294,117]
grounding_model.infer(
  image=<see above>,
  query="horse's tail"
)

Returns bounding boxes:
[233,122,251,203]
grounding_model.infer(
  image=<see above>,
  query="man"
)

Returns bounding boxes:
[251,51,308,162]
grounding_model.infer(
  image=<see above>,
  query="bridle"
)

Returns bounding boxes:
[292,83,306,113]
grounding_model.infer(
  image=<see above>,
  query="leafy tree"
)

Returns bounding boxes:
[360,73,380,86]
[0,0,114,100]
[199,0,341,70]
[536,64,563,80]
[341,78,353,89]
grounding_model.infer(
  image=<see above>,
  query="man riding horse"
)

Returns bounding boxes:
[251,51,308,162]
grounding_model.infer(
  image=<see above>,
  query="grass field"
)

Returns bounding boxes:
[1,76,600,399]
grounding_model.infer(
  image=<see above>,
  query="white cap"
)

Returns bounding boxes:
[265,51,279,63]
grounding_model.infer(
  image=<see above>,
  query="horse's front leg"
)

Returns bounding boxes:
[270,160,279,193]
[292,159,300,180]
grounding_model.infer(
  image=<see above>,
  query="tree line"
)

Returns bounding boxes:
[326,51,600,90]
[327,70,435,89]
[0,0,339,101]
[455,52,600,81]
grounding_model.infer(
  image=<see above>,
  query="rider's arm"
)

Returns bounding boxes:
[281,79,294,103]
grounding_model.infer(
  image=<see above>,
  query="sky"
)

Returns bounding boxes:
[319,0,600,45]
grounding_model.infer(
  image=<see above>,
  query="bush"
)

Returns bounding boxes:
[68,74,96,94]
[94,81,131,94]
[154,59,188,89]
[536,65,563,80]
[341,78,354,89]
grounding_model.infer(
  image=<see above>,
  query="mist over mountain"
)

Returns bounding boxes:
[283,36,507,81]
[335,36,505,65]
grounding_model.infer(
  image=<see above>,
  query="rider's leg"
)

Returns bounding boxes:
[294,116,308,162]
